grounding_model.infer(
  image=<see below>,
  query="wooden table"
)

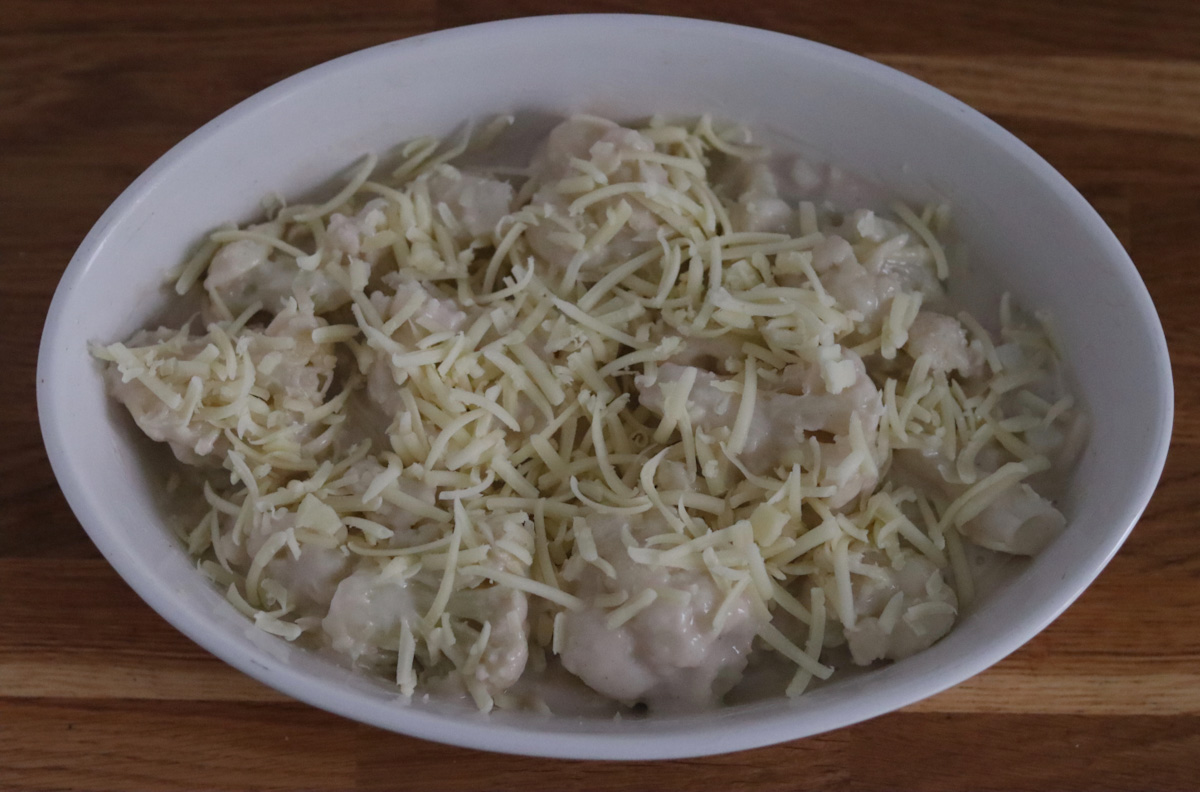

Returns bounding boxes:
[3,1,1198,789]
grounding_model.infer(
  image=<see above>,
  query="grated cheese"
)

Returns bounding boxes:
[94,113,1079,715]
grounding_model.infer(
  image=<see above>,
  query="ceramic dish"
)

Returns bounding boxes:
[37,15,1173,759]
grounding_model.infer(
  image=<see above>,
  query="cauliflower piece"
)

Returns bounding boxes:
[444,585,530,695]
[773,353,885,437]
[427,165,514,241]
[205,196,393,317]
[557,514,760,712]
[365,279,471,418]
[322,516,533,697]
[839,552,958,665]
[525,117,668,279]
[337,458,440,544]
[726,161,793,233]
[322,566,419,664]
[891,449,1067,556]
[794,230,941,331]
[365,355,405,420]
[635,363,740,431]
[529,116,642,183]
[104,300,336,465]
[823,253,903,329]
[204,237,343,319]
[324,198,390,259]
[905,311,982,376]
[664,333,747,375]
[960,483,1065,556]
[370,278,470,338]
[105,328,226,464]
[215,509,352,617]
[254,300,338,404]
[636,353,884,504]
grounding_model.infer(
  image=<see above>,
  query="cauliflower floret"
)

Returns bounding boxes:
[823,254,902,329]
[664,333,747,375]
[810,234,857,274]
[796,230,942,331]
[371,278,470,338]
[557,514,760,712]
[427,165,514,241]
[204,196,393,318]
[214,509,352,617]
[365,279,471,418]
[525,117,668,279]
[203,239,275,310]
[253,300,338,404]
[726,161,793,233]
[365,356,405,420]
[204,237,344,319]
[337,458,439,545]
[104,329,224,464]
[838,552,958,666]
[636,353,884,504]
[960,483,1066,556]
[268,545,352,616]
[529,116,641,183]
[322,565,419,664]
[892,448,1067,557]
[105,300,336,466]
[444,585,530,694]
[322,517,532,696]
[773,353,885,437]
[635,363,740,431]
[905,311,982,376]
[323,198,389,258]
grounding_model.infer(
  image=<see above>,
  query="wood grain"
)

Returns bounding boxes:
[3,1,1198,789]
[875,56,1200,136]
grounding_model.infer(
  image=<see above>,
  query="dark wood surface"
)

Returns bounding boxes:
[3,1,1199,789]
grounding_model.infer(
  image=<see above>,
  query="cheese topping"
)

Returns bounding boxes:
[93,113,1082,715]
